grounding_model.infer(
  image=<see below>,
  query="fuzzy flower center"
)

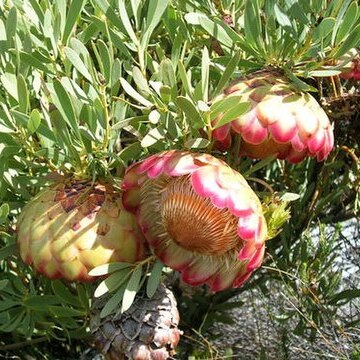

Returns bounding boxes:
[159,176,240,255]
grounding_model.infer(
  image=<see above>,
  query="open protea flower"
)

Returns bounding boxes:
[90,284,181,360]
[212,70,334,163]
[17,179,146,281]
[121,151,268,292]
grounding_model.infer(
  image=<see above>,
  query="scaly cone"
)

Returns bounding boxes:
[90,283,182,360]
[212,70,334,163]
[17,179,147,281]
[121,150,268,292]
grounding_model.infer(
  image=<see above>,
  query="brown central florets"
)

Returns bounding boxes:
[158,176,240,256]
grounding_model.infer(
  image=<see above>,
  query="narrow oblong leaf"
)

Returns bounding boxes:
[121,266,142,313]
[52,79,79,135]
[141,126,166,147]
[213,51,241,96]
[62,0,87,43]
[120,78,153,107]
[88,262,133,276]
[184,138,211,149]
[146,260,164,298]
[94,268,132,298]
[17,74,29,113]
[64,47,93,82]
[28,109,42,134]
[100,285,126,318]
[176,96,204,129]
[118,0,139,45]
[201,47,210,102]
[212,102,250,129]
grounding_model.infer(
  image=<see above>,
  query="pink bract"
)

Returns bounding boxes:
[121,151,268,292]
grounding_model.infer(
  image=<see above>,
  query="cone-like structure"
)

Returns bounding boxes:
[121,151,267,292]
[17,179,146,281]
[212,70,334,163]
[90,284,181,360]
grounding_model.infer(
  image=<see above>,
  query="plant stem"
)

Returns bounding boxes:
[0,336,48,350]
[100,85,110,151]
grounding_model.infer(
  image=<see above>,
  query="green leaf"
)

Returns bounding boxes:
[100,285,126,318]
[1,73,18,101]
[213,51,241,96]
[146,260,164,298]
[88,262,133,276]
[184,137,210,149]
[62,0,87,43]
[51,280,81,307]
[118,0,138,45]
[141,0,170,49]
[17,74,29,114]
[314,17,336,41]
[210,95,243,119]
[178,61,193,97]
[308,70,341,77]
[280,192,301,202]
[132,66,150,96]
[329,289,360,305]
[335,1,358,45]
[19,52,55,74]
[0,244,17,260]
[64,47,93,82]
[121,266,142,313]
[120,78,153,107]
[97,39,112,84]
[5,6,17,45]
[161,59,176,88]
[244,1,262,48]
[49,306,85,317]
[212,102,250,129]
[24,295,60,310]
[176,96,204,129]
[199,16,233,47]
[52,79,80,136]
[28,109,42,134]
[0,203,10,220]
[141,126,166,147]
[201,47,210,102]
[92,0,126,31]
[0,280,9,291]
[94,268,132,298]
[334,23,360,58]
[274,4,292,27]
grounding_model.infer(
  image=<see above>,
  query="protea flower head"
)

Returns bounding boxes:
[17,179,146,281]
[90,283,181,360]
[121,151,268,292]
[212,70,334,163]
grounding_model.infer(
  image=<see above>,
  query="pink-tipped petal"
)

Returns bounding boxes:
[191,166,221,199]
[291,134,306,152]
[241,119,268,145]
[247,244,265,271]
[231,108,257,134]
[233,272,252,288]
[307,127,326,154]
[269,114,297,143]
[213,122,231,142]
[237,213,261,242]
